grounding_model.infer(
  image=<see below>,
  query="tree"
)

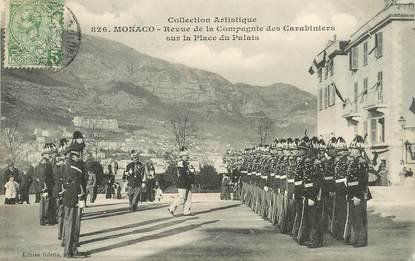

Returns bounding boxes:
[196,165,221,191]
[251,116,273,146]
[84,119,105,159]
[0,115,24,162]
[163,111,198,150]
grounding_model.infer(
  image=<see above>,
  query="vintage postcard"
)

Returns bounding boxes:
[0,0,414,260]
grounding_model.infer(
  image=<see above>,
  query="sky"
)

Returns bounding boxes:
[2,0,386,94]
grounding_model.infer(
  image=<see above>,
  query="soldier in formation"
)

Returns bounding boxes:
[229,134,372,248]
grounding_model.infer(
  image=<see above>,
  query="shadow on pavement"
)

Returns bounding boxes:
[85,202,128,208]
[143,207,415,261]
[84,220,219,255]
[79,216,199,246]
[81,216,174,237]
[82,203,169,221]
[173,203,242,217]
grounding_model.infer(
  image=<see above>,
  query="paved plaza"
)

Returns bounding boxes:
[0,188,414,261]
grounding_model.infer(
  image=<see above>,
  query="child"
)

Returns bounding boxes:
[154,181,163,202]
[4,176,19,205]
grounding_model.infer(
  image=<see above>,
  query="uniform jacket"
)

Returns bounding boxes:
[62,159,85,207]
[346,155,371,200]
[177,160,194,190]
[34,159,54,194]
[126,161,147,188]
[52,160,65,198]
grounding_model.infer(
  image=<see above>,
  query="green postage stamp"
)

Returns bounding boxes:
[5,0,65,68]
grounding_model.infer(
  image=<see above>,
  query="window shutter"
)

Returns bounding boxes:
[376,32,383,58]
[363,42,368,65]
[350,47,359,70]
[370,119,377,145]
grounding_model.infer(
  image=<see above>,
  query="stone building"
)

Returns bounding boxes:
[309,1,414,184]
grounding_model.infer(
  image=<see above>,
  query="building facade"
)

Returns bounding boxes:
[309,1,415,185]
[73,116,119,130]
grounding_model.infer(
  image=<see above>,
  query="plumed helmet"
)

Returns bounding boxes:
[42,143,57,155]
[335,136,347,149]
[327,133,337,148]
[72,131,83,140]
[350,135,365,149]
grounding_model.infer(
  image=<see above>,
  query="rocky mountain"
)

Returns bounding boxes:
[1,33,316,148]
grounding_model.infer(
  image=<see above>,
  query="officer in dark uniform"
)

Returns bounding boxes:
[125,150,147,211]
[56,138,68,242]
[37,143,56,225]
[344,135,371,247]
[168,147,195,216]
[19,165,33,204]
[62,134,87,258]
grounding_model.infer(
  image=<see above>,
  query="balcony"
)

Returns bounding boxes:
[363,89,387,113]
[341,102,360,122]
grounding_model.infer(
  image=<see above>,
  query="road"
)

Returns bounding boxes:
[0,188,414,261]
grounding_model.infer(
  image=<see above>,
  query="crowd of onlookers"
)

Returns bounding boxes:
[2,160,164,206]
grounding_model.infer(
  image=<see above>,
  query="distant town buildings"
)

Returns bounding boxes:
[309,0,415,184]
[73,116,119,130]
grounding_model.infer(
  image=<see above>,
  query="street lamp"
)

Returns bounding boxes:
[398,115,406,129]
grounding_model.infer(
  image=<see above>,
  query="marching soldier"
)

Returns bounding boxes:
[344,135,371,247]
[168,147,195,216]
[125,150,147,211]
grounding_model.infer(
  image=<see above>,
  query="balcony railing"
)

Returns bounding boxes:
[341,102,360,121]
[363,89,387,111]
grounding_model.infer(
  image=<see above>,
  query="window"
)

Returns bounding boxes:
[353,82,359,113]
[370,117,385,145]
[377,71,383,103]
[328,84,335,106]
[324,86,328,108]
[363,42,368,66]
[318,88,323,111]
[376,32,383,58]
[329,60,334,76]
[318,68,322,83]
[362,78,368,102]
[350,47,359,70]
